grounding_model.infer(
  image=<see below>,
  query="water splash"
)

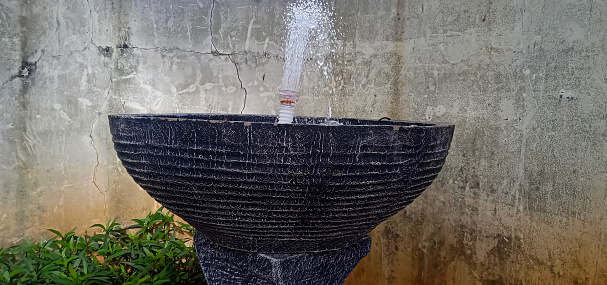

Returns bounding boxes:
[281,1,332,92]
[278,0,339,124]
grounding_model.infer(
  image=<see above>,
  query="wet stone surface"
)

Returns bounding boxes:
[195,231,372,285]
[109,113,454,253]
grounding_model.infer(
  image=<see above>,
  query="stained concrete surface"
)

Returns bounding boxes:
[1,0,606,284]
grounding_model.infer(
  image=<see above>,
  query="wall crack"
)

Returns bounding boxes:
[0,76,18,88]
[229,54,248,114]
[210,0,248,114]
[117,45,213,56]
[89,67,112,220]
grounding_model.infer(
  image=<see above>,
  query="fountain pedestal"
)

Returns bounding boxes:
[195,232,371,285]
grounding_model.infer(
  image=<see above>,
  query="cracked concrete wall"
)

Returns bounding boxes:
[1,0,606,284]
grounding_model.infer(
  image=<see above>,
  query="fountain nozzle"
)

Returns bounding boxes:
[277,89,300,124]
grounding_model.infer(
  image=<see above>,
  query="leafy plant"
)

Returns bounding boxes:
[0,207,206,285]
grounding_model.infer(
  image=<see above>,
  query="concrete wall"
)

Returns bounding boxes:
[1,0,606,284]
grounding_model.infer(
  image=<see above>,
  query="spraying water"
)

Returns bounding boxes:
[278,1,334,124]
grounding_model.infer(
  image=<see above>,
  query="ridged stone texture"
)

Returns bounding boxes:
[109,114,454,253]
[195,232,372,285]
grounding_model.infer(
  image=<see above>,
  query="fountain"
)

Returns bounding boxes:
[109,2,453,284]
[109,114,454,284]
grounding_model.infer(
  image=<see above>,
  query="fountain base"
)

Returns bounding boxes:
[194,232,371,285]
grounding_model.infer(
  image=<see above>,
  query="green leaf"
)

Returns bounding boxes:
[68,264,78,280]
[48,229,64,238]
[106,249,130,261]
[148,219,163,226]
[47,272,73,285]
[8,269,21,278]
[82,259,88,275]
[143,247,153,258]
[152,279,170,285]
[90,224,106,231]
[136,275,150,284]
[152,224,164,240]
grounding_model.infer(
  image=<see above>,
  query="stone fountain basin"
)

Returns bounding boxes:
[109,114,454,254]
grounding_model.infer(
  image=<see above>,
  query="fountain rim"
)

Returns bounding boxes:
[109,113,455,129]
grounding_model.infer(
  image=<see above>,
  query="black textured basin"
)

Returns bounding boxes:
[109,114,454,253]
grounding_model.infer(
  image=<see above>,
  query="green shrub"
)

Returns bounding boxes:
[0,207,206,285]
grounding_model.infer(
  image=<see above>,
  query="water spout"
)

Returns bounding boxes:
[277,0,333,124]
